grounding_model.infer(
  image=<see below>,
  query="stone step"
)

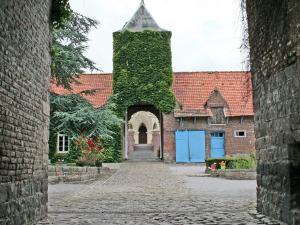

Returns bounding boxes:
[128,147,159,162]
[134,144,154,151]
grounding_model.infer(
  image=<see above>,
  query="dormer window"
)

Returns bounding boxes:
[209,107,226,125]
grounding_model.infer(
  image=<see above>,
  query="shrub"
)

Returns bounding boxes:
[101,147,115,163]
[230,153,256,169]
[206,152,256,170]
[64,140,83,163]
[51,153,66,164]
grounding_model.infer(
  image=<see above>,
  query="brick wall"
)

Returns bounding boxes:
[162,113,176,162]
[0,1,50,224]
[246,0,300,223]
[152,131,160,157]
[163,114,255,161]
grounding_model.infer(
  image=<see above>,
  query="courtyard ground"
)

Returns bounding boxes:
[39,162,281,225]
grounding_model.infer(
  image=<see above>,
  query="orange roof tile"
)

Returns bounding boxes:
[172,71,254,116]
[50,74,113,108]
[50,71,254,116]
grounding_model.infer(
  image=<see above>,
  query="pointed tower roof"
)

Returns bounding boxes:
[120,0,166,32]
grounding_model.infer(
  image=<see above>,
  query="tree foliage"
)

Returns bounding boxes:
[113,30,176,114]
[51,12,99,89]
[50,93,122,140]
[50,0,72,29]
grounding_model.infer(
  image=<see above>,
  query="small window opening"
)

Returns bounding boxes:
[234,130,246,137]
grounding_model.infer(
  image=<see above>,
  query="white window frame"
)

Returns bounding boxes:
[57,134,70,153]
[234,130,247,138]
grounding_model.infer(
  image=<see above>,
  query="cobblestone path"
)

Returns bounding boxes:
[39,162,281,225]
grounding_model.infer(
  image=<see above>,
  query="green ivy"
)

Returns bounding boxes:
[112,30,176,114]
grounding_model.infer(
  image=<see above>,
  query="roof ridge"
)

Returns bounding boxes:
[174,71,250,74]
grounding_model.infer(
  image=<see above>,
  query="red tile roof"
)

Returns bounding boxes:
[50,71,254,116]
[172,71,254,116]
[50,74,113,108]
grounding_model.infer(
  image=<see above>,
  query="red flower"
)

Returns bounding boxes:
[87,139,96,149]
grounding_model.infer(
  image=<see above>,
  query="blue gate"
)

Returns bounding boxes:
[175,130,205,163]
[210,132,225,158]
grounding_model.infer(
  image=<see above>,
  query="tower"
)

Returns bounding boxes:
[112,0,175,114]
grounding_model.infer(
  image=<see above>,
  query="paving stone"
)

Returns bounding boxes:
[38,162,281,224]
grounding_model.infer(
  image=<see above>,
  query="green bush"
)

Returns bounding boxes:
[51,153,66,164]
[230,153,256,169]
[64,140,83,163]
[101,147,115,163]
[206,153,256,170]
[102,126,123,163]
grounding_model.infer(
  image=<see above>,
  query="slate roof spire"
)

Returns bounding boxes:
[120,0,166,32]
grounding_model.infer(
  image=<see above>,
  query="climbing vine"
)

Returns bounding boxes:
[112,30,176,115]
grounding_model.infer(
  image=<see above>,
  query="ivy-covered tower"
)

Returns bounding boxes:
[112,0,175,114]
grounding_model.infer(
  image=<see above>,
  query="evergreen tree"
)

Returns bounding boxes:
[51,11,99,89]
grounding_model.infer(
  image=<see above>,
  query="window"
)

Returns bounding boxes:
[209,107,226,124]
[234,130,246,137]
[211,132,224,137]
[57,134,69,152]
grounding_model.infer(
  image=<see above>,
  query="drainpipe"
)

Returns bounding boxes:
[125,111,128,159]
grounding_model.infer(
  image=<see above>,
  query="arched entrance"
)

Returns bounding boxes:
[138,124,147,144]
[125,104,162,161]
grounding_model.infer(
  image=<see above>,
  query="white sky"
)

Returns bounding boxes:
[69,0,248,73]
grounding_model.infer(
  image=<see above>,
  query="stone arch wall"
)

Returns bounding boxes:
[128,111,161,155]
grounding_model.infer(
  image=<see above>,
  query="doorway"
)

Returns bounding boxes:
[138,124,147,144]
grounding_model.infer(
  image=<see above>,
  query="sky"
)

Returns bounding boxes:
[69,0,248,73]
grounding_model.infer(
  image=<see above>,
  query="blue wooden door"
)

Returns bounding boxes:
[210,132,225,158]
[175,131,189,162]
[189,131,206,162]
[175,130,205,163]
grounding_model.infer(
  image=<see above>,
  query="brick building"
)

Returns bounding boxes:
[51,71,255,162]
[51,1,255,162]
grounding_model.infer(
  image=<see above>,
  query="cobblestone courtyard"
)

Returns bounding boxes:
[39,162,280,225]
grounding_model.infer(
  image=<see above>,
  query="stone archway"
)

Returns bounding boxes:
[127,110,161,159]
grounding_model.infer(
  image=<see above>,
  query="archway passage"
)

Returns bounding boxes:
[138,124,147,144]
[126,105,162,161]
